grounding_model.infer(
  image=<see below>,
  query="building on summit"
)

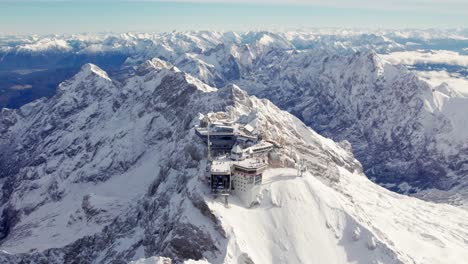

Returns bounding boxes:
[196,118,275,205]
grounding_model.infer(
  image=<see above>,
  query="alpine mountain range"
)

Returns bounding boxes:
[0,29,467,263]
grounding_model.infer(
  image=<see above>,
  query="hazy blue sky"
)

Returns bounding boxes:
[0,0,467,35]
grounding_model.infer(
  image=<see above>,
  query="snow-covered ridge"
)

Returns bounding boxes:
[1,29,467,54]
[0,60,467,263]
[79,63,112,81]
[15,38,72,53]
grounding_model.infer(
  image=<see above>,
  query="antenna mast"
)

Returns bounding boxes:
[207,120,212,162]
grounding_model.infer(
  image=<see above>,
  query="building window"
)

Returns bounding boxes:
[254,174,262,185]
[248,177,254,184]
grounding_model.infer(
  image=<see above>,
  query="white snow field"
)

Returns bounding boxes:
[130,256,210,264]
[208,168,468,264]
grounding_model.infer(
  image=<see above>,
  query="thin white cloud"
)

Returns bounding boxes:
[382,50,468,96]
[416,70,468,96]
[381,50,468,67]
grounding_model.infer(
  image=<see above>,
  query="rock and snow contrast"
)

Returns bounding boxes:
[3,30,467,205]
[0,58,467,263]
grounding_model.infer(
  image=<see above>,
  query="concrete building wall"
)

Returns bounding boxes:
[232,173,262,206]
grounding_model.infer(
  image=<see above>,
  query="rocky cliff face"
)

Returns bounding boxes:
[237,50,468,194]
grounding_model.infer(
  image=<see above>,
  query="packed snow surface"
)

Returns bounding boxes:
[130,256,209,264]
[209,168,468,264]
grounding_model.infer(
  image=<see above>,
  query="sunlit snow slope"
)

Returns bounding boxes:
[209,168,468,264]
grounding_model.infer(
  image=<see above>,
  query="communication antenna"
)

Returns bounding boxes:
[207,120,212,162]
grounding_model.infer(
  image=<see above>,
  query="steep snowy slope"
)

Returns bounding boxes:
[0,60,467,263]
[210,167,468,264]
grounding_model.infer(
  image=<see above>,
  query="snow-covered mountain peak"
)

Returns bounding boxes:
[130,58,216,95]
[134,58,177,78]
[141,58,175,72]
[53,63,116,114]
[59,63,112,91]
[433,82,464,98]
[79,63,112,81]
[355,50,387,76]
